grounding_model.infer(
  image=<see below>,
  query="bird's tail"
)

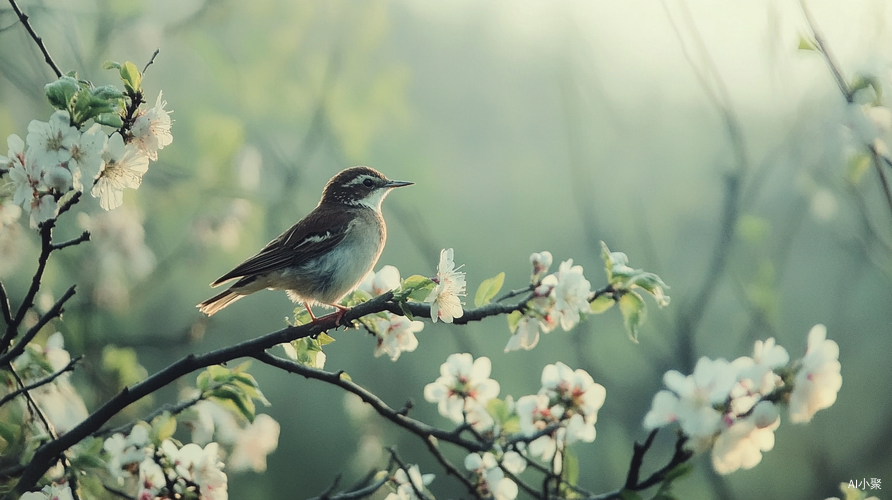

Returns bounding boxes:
[197,289,244,316]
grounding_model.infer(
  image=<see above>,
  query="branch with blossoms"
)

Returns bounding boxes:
[0,4,846,500]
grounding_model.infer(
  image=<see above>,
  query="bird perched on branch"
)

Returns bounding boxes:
[198,166,413,323]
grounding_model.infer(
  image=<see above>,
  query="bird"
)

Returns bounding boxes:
[197,166,413,323]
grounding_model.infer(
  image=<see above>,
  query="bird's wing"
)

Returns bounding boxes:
[210,205,354,287]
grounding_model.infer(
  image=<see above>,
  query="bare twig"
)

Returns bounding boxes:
[0,285,77,367]
[52,231,90,251]
[0,355,82,408]
[6,0,63,78]
[142,48,160,74]
[421,436,478,494]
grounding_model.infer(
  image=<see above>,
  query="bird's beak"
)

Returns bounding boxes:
[385,179,414,188]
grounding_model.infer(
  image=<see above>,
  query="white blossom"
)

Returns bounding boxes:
[166,441,228,500]
[104,425,151,479]
[137,458,165,500]
[530,251,553,281]
[424,353,499,430]
[69,123,107,191]
[551,259,592,330]
[425,248,466,323]
[711,401,780,475]
[359,265,401,296]
[374,314,424,361]
[92,133,150,210]
[504,315,543,352]
[228,413,280,472]
[385,465,434,500]
[789,324,842,423]
[643,357,738,451]
[26,111,78,166]
[465,452,525,500]
[20,483,74,500]
[131,90,173,160]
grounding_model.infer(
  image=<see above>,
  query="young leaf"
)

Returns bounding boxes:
[396,274,436,302]
[474,272,505,307]
[589,294,615,314]
[506,310,523,333]
[44,76,80,110]
[150,412,177,442]
[619,291,646,343]
[210,386,256,423]
[797,35,818,51]
[118,61,142,94]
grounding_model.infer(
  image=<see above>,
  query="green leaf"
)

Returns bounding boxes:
[290,337,328,369]
[619,291,646,343]
[150,412,177,442]
[44,76,80,110]
[102,60,122,70]
[850,73,883,105]
[196,370,210,392]
[210,386,256,423]
[94,113,124,128]
[474,272,505,307]
[846,153,872,185]
[396,274,436,302]
[206,365,232,382]
[506,310,523,333]
[0,421,20,446]
[118,61,142,94]
[589,294,615,314]
[797,35,818,51]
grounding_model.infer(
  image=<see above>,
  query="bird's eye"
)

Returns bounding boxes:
[363,178,374,187]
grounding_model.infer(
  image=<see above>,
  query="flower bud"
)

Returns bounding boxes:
[530,251,553,282]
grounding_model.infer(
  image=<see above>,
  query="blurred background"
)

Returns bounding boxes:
[2,0,891,498]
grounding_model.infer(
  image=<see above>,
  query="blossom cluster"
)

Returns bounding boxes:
[423,353,501,431]
[180,392,281,473]
[0,91,171,228]
[358,265,424,361]
[516,362,606,461]
[423,354,606,496]
[505,251,593,352]
[384,465,435,500]
[103,424,228,500]
[643,325,842,474]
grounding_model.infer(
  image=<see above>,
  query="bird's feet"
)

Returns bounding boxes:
[306,303,351,328]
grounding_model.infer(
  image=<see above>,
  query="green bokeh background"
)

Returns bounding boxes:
[1,1,891,498]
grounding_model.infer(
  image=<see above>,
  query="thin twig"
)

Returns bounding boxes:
[422,436,478,494]
[93,392,206,438]
[0,355,82,408]
[799,0,853,103]
[52,231,91,251]
[142,48,160,75]
[9,365,57,438]
[6,0,63,78]
[0,285,77,367]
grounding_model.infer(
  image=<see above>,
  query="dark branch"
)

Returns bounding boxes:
[0,355,82,408]
[7,0,63,78]
[255,351,484,452]
[0,285,77,367]
[52,231,90,251]
[7,291,518,493]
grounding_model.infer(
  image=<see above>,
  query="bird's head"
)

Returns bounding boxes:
[320,166,413,211]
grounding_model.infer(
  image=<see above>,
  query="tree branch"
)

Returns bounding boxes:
[0,285,77,367]
[6,0,62,78]
[0,355,81,408]
[254,351,484,452]
[6,291,522,493]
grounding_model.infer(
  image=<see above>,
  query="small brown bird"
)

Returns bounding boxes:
[198,166,413,322]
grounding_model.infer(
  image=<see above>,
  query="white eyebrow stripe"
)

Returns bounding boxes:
[343,175,375,187]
